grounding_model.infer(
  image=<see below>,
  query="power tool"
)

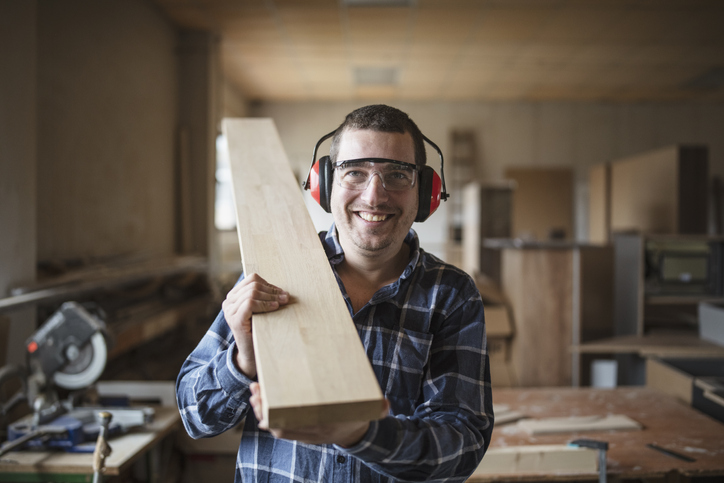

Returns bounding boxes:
[0,302,153,456]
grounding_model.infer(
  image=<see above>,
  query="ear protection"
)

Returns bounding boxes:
[302,130,449,223]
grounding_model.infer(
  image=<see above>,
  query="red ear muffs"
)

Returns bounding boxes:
[303,130,448,222]
[415,166,442,223]
[308,155,334,213]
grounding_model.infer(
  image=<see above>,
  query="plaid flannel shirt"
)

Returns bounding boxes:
[176,226,493,482]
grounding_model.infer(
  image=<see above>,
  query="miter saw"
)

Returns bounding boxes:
[0,302,153,457]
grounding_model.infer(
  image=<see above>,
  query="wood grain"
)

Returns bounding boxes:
[223,118,385,429]
[473,445,597,476]
[471,387,724,482]
[502,248,573,386]
[517,414,642,435]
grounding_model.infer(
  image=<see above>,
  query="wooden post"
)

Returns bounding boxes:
[223,118,385,429]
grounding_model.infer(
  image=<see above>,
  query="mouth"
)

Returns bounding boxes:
[357,212,391,222]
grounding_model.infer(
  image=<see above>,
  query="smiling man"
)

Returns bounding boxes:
[177,105,493,482]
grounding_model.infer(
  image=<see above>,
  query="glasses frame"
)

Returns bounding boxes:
[303,130,449,202]
[332,158,420,192]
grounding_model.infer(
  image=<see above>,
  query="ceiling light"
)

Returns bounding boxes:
[353,67,399,86]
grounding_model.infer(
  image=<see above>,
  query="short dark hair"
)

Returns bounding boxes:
[329,105,426,167]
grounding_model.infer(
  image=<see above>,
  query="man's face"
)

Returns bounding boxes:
[330,128,419,256]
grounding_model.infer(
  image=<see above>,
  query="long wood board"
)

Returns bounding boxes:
[223,118,385,429]
[473,445,598,476]
[517,414,642,435]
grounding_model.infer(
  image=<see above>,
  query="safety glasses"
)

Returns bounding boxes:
[333,158,419,191]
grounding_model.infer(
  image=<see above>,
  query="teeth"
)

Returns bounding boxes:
[359,212,388,222]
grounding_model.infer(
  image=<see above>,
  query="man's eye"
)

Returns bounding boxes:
[388,171,411,180]
[344,170,366,178]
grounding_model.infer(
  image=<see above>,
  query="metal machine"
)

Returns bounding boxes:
[0,302,153,456]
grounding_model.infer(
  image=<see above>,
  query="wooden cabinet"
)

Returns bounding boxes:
[589,145,709,243]
[488,241,613,386]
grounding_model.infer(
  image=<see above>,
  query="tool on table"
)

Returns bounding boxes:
[0,302,153,457]
[570,438,608,483]
[92,411,112,483]
[647,443,696,462]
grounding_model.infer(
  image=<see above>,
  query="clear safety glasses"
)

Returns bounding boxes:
[333,158,419,191]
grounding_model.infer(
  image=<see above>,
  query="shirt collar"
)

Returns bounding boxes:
[322,223,420,281]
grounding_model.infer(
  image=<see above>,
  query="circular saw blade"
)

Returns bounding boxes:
[53,332,107,390]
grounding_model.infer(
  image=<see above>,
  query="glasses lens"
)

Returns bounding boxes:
[335,161,416,191]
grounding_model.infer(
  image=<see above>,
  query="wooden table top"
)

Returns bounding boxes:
[0,406,180,477]
[471,387,724,482]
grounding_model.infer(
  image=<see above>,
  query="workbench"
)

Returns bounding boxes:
[0,406,180,483]
[472,387,724,482]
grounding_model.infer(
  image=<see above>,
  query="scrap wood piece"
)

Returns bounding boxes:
[473,444,598,476]
[223,118,385,429]
[517,414,642,435]
[493,404,526,425]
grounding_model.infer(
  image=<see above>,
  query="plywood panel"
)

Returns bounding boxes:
[610,146,679,234]
[517,414,642,435]
[505,168,573,241]
[224,118,384,429]
[502,248,573,386]
[473,445,597,476]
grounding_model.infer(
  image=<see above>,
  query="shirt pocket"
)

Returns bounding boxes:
[380,328,433,414]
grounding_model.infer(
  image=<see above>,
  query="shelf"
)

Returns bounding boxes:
[0,256,208,313]
[645,295,724,305]
[573,333,724,358]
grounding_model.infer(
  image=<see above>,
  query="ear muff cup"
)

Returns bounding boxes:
[309,155,334,213]
[416,166,442,223]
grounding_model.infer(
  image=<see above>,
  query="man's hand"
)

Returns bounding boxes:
[222,273,289,379]
[249,383,390,447]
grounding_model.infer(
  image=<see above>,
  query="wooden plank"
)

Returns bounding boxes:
[223,118,385,429]
[473,445,598,477]
[517,414,642,435]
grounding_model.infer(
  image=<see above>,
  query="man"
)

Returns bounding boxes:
[177,105,493,482]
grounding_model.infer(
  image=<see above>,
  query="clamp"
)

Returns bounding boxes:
[570,438,608,483]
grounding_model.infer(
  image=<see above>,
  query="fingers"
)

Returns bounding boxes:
[223,273,289,319]
[250,383,268,430]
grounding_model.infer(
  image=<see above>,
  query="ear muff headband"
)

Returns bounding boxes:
[303,130,449,222]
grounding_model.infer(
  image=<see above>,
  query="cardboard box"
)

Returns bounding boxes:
[646,357,724,423]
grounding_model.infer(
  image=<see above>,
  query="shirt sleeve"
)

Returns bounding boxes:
[338,288,494,482]
[176,300,254,439]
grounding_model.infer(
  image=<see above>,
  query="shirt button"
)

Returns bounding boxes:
[337,455,346,464]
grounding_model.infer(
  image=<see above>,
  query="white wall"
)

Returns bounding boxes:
[252,101,724,256]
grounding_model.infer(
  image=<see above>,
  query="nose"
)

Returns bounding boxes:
[360,172,389,205]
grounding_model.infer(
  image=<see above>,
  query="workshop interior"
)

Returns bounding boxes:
[2,0,724,482]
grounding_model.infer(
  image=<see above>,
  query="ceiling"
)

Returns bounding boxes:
[154,0,724,102]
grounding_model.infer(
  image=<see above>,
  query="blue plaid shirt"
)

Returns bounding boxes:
[177,226,493,482]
